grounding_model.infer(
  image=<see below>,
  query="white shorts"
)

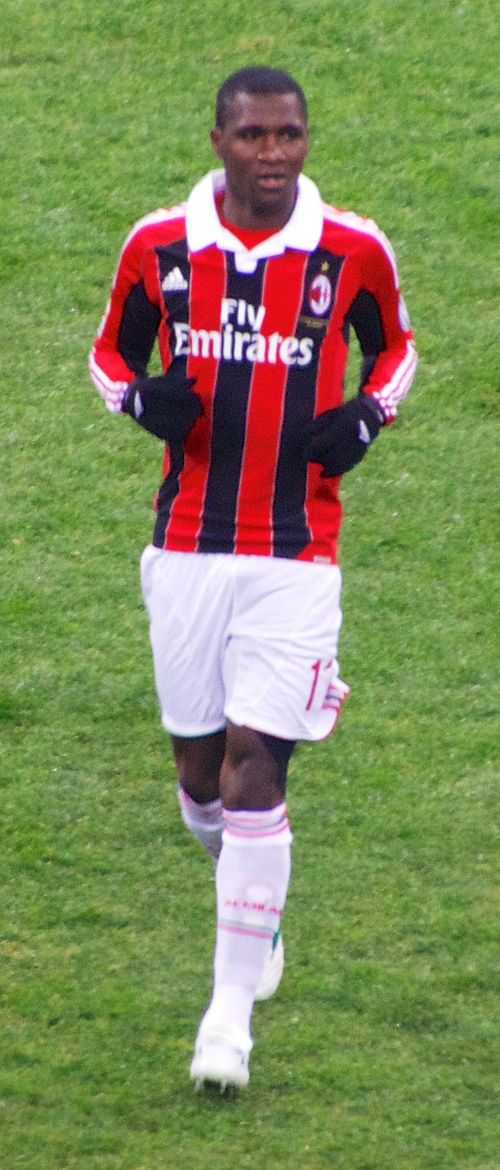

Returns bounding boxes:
[140,546,349,742]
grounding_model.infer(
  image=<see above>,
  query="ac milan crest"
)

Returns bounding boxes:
[309,273,332,316]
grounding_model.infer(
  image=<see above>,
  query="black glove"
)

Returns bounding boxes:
[303,392,385,477]
[122,365,203,442]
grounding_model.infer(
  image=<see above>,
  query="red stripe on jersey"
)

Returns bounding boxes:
[234,252,309,556]
[91,211,187,391]
[301,464,342,563]
[163,245,227,551]
[318,216,415,420]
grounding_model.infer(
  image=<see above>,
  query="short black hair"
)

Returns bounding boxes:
[215,66,308,128]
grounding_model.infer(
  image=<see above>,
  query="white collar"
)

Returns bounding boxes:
[185,169,323,269]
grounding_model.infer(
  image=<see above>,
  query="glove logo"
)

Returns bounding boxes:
[309,274,332,317]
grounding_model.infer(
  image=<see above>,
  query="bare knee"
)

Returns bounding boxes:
[220,723,295,810]
[171,730,226,803]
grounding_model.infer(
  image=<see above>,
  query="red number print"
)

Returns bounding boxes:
[306,658,333,711]
[306,659,321,711]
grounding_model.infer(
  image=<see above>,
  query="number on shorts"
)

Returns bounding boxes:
[306,658,333,711]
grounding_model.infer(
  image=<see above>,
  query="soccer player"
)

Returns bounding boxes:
[89,66,417,1091]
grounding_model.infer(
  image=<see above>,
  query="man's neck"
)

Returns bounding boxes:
[219,190,297,232]
[216,193,277,245]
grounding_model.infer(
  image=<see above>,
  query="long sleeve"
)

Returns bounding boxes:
[345,230,417,422]
[89,218,163,412]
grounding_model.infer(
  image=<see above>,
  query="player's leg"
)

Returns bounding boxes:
[219,723,293,809]
[172,725,294,862]
[172,729,226,802]
[191,557,347,1088]
[190,723,294,1088]
[172,731,226,860]
[213,722,295,1020]
[140,548,232,860]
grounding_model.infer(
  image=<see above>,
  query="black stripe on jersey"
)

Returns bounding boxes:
[150,240,192,546]
[272,250,343,559]
[118,281,161,374]
[347,289,386,393]
[198,255,266,554]
[347,288,385,354]
[297,250,345,340]
[155,238,190,327]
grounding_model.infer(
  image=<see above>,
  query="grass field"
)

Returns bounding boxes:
[1,1,498,1167]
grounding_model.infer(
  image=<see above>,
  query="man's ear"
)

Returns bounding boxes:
[210,127,224,160]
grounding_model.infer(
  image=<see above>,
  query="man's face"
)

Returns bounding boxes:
[210,91,309,227]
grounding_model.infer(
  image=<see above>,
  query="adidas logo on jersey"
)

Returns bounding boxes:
[162,266,189,292]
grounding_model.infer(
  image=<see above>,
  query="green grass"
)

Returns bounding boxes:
[1,1,498,1167]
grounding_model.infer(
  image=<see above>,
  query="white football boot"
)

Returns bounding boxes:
[190,1020,252,1092]
[254,931,285,1001]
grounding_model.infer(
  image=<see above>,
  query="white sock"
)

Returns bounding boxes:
[202,804,293,1039]
[177,786,224,860]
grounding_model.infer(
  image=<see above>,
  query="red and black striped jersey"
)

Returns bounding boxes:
[89,171,416,563]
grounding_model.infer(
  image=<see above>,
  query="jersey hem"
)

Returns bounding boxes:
[154,536,339,564]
